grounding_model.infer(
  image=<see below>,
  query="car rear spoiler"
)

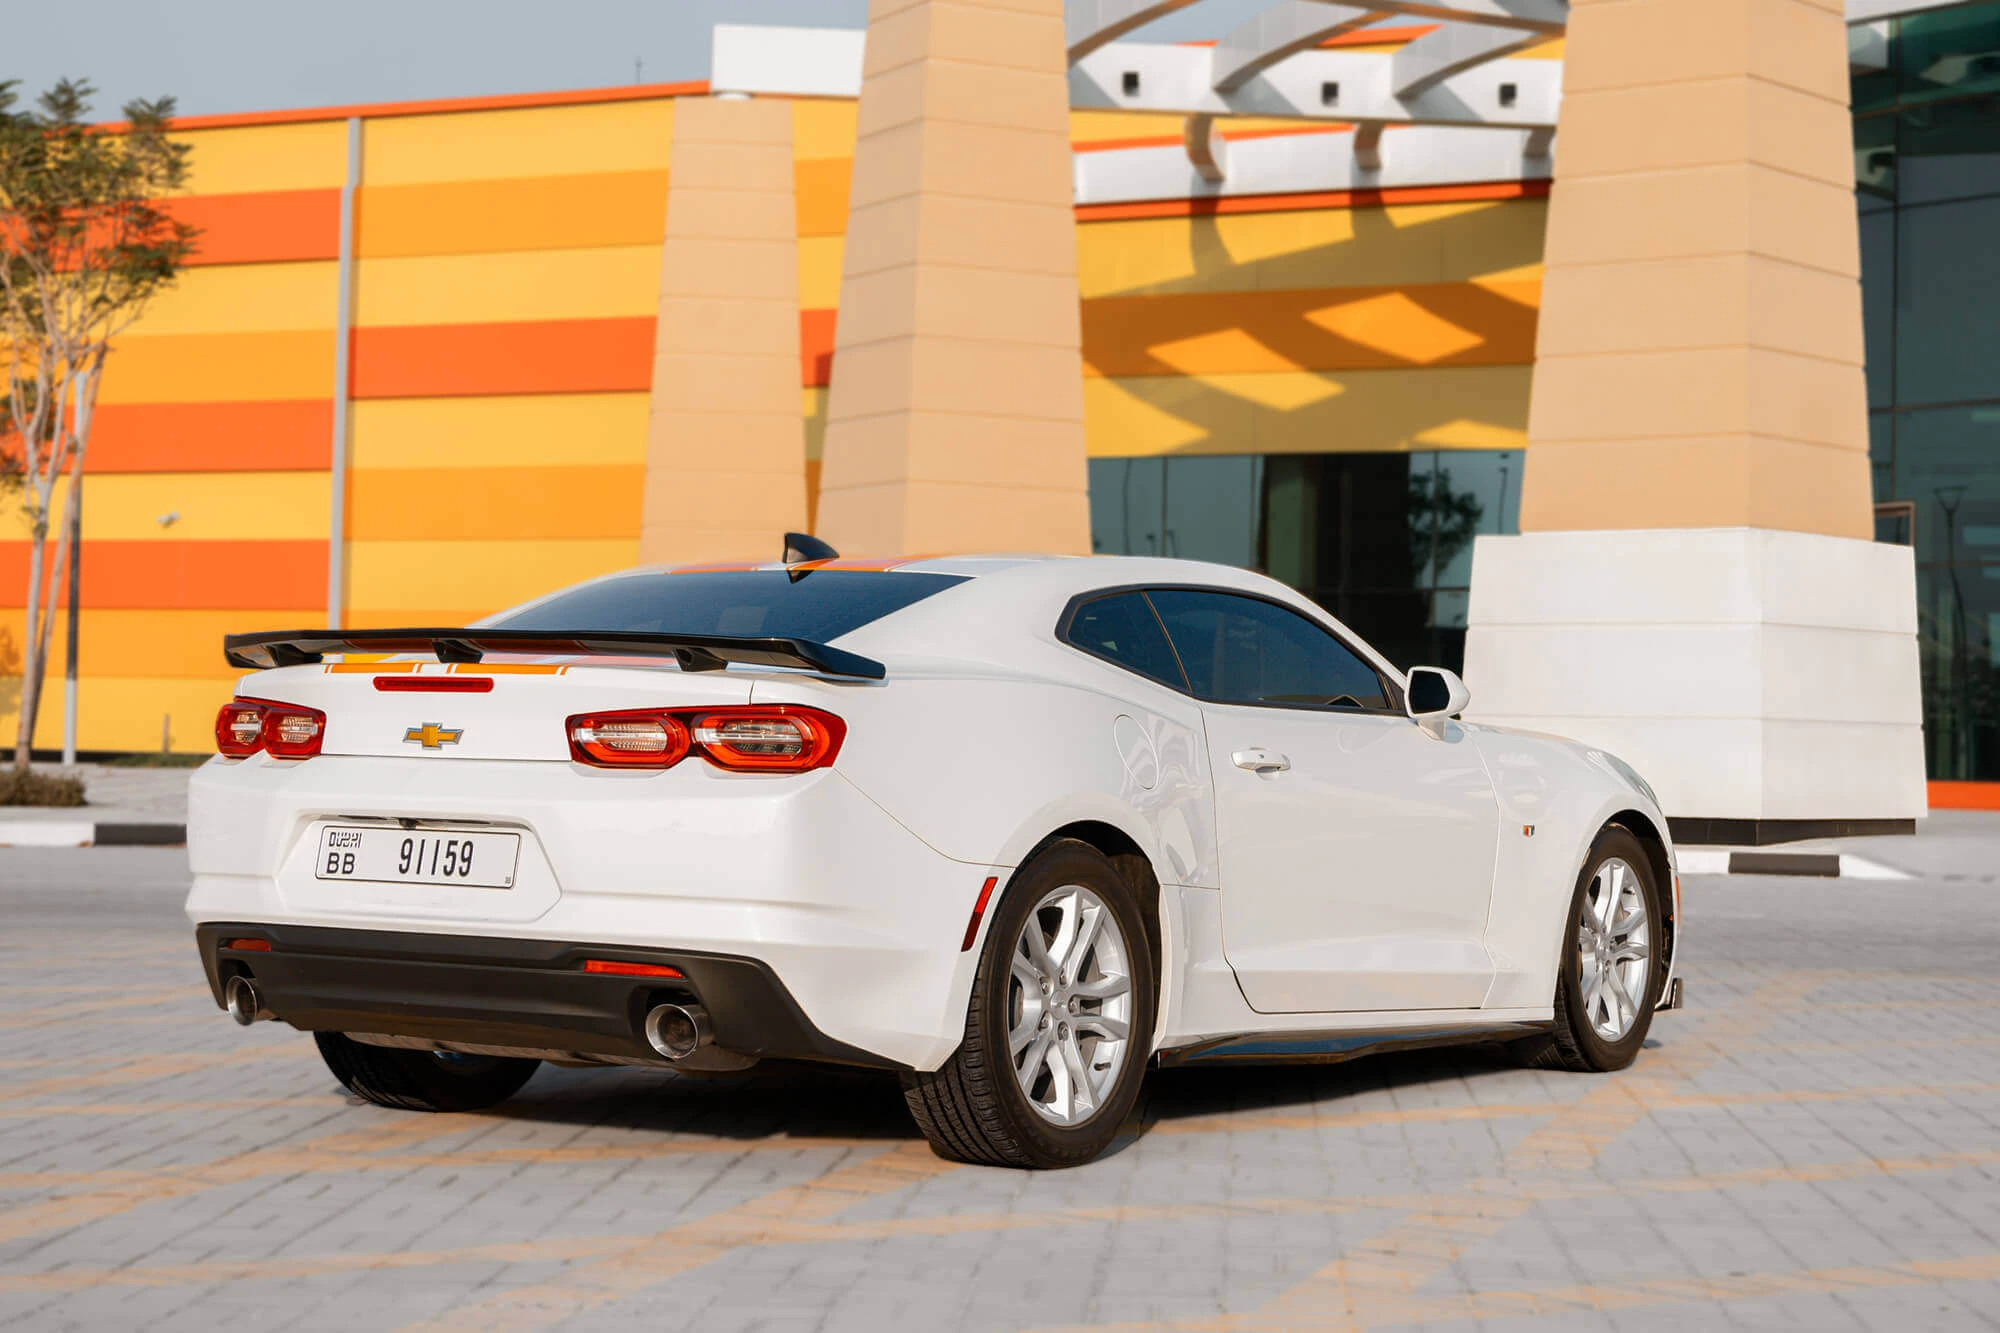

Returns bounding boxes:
[221,628,887,680]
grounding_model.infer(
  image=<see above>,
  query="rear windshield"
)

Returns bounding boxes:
[487,570,968,642]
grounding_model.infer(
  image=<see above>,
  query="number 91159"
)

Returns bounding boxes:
[313,825,520,889]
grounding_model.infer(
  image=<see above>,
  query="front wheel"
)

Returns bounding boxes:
[902,841,1156,1168]
[315,1032,540,1112]
[1514,826,1662,1073]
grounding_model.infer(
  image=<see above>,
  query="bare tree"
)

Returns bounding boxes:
[0,79,195,770]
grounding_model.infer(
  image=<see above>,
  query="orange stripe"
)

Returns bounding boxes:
[795,158,852,238]
[0,540,325,610]
[1074,179,1550,223]
[1080,283,1539,376]
[104,81,708,134]
[169,189,341,266]
[350,318,655,399]
[801,309,836,387]
[1172,23,1439,49]
[1929,781,2000,811]
[356,171,669,259]
[347,465,645,540]
[1074,125,1349,154]
[88,401,331,473]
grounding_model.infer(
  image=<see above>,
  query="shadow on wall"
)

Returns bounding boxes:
[0,625,20,744]
[1079,194,1548,457]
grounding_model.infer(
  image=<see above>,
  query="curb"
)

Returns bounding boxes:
[0,822,186,848]
[1678,849,1907,880]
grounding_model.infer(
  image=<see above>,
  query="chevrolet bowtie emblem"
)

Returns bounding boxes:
[404,722,463,750]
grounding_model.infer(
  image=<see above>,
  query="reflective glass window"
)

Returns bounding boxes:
[1896,195,2000,408]
[1146,588,1392,712]
[1061,592,1187,690]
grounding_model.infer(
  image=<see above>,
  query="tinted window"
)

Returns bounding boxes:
[489,571,967,641]
[1147,589,1390,711]
[1062,592,1187,689]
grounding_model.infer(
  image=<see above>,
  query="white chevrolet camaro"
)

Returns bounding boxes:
[190,546,1681,1169]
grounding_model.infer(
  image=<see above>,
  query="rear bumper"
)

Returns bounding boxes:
[195,923,904,1069]
[186,755,999,1069]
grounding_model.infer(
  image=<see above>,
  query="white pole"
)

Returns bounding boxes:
[326,116,360,629]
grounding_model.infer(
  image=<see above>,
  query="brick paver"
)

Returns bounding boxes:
[3,834,1998,1331]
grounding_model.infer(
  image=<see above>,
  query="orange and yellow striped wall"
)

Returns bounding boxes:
[2,51,1551,754]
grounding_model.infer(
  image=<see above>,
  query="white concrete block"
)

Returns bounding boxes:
[1463,527,1926,823]
[0,822,93,847]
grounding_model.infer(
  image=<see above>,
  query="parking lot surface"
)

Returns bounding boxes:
[4,826,2000,1331]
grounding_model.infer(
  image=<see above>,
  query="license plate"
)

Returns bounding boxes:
[315,826,520,889]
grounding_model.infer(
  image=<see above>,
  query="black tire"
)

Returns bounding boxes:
[1514,825,1664,1073]
[901,840,1156,1169]
[315,1032,540,1112]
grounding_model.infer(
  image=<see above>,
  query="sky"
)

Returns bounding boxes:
[4,0,1275,121]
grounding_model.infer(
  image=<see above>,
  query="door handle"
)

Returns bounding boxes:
[1232,748,1290,773]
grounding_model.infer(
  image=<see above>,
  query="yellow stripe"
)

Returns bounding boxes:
[182,121,349,196]
[791,100,858,161]
[0,473,329,542]
[123,262,340,337]
[100,331,334,404]
[1076,198,1548,299]
[0,609,314,681]
[1084,365,1531,457]
[350,394,651,470]
[799,236,844,311]
[349,466,644,541]
[352,245,662,327]
[346,539,639,616]
[360,100,675,185]
[2,676,243,754]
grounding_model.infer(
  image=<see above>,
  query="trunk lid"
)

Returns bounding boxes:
[242,659,758,762]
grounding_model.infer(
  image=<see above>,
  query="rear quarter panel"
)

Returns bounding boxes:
[749,654,1216,890]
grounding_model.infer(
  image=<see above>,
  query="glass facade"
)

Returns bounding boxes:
[1088,450,1521,674]
[1855,1,2000,779]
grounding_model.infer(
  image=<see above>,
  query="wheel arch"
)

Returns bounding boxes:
[1604,807,1676,978]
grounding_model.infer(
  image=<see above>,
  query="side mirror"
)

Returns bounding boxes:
[1405,666,1470,740]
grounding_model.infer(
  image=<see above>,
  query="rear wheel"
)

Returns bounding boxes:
[315,1032,540,1112]
[902,841,1155,1168]
[1514,826,1662,1073]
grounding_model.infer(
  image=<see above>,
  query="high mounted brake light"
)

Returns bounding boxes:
[374,675,495,693]
[564,705,844,773]
[214,697,326,760]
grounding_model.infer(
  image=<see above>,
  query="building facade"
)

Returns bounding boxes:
[0,2,1991,795]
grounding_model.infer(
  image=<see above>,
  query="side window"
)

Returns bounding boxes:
[1145,588,1391,711]
[1061,592,1188,690]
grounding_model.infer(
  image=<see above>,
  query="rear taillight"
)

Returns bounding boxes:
[563,705,844,773]
[692,708,844,771]
[213,697,326,760]
[263,703,326,759]
[215,701,265,757]
[568,711,692,768]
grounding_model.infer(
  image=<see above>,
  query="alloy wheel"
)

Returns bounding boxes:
[1007,884,1134,1127]
[1577,856,1651,1042]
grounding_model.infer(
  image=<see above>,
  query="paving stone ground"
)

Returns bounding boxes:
[3,823,1999,1331]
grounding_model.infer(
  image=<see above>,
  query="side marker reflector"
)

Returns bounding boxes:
[960,876,1000,952]
[582,959,684,978]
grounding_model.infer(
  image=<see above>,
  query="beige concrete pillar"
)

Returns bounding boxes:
[639,97,808,565]
[1465,0,1926,835]
[814,0,1091,555]
[1518,0,1873,538]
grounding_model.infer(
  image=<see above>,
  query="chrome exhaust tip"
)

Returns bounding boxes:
[643,1003,712,1061]
[224,974,270,1026]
